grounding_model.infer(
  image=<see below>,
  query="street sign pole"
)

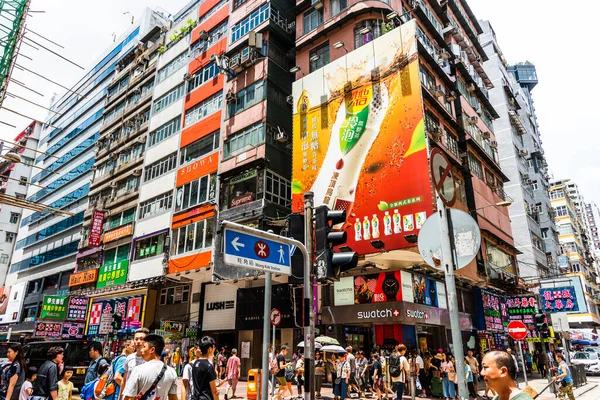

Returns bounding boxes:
[271,322,276,395]
[517,341,528,386]
[261,270,272,400]
[304,192,315,400]
[437,196,468,400]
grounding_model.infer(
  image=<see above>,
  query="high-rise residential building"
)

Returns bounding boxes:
[479,22,557,278]
[0,121,41,287]
[585,202,600,254]
[3,8,168,340]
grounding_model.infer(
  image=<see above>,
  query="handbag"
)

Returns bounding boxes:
[137,364,167,400]
[334,377,342,385]
[448,372,457,382]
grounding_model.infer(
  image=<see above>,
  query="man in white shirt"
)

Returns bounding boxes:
[120,327,149,400]
[123,334,178,400]
[412,349,426,398]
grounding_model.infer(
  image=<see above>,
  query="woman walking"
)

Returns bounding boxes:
[314,352,326,399]
[0,343,26,400]
[441,353,456,400]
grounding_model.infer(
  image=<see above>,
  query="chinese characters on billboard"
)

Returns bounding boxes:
[40,295,67,320]
[87,295,144,336]
[507,295,543,341]
[539,287,579,313]
[89,210,105,247]
[35,322,62,338]
[291,20,433,255]
[482,290,504,332]
[66,297,88,321]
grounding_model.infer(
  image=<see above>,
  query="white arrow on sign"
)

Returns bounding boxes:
[231,237,245,251]
[289,244,297,256]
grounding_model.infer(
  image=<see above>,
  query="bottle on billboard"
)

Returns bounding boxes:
[416,211,427,229]
[310,76,390,225]
[371,214,380,239]
[354,218,362,241]
[363,216,371,240]
[393,209,402,234]
[403,214,414,231]
[383,212,392,236]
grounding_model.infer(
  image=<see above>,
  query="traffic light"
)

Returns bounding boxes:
[286,213,305,285]
[112,312,122,331]
[315,205,358,282]
[535,313,548,337]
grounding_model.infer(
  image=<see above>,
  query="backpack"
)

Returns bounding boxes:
[389,354,401,378]
[95,355,125,399]
[269,356,280,374]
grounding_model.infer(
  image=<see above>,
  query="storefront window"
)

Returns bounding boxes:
[227,170,258,209]
[160,286,190,305]
[134,233,166,260]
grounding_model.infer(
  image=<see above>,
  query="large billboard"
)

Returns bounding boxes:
[291,20,433,255]
[0,283,26,324]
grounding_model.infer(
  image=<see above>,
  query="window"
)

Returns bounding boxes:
[144,153,177,182]
[227,80,266,118]
[541,229,548,239]
[114,176,140,198]
[156,51,188,84]
[16,211,85,250]
[184,93,223,127]
[187,63,219,93]
[419,65,436,91]
[265,170,291,207]
[224,122,265,158]
[191,22,228,57]
[231,4,270,43]
[180,131,220,165]
[152,83,185,114]
[15,193,25,200]
[550,189,565,200]
[354,20,383,48]
[555,206,568,217]
[103,245,130,265]
[148,116,181,147]
[304,8,323,34]
[0,254,8,264]
[10,240,79,272]
[9,212,19,224]
[467,153,483,179]
[171,218,214,256]
[139,191,173,219]
[174,174,216,212]
[107,208,135,230]
[199,0,228,23]
[330,0,347,16]
[160,286,190,305]
[227,170,258,208]
[134,232,166,260]
[5,232,15,243]
[485,169,495,187]
[532,180,539,190]
[19,176,27,186]
[309,42,329,72]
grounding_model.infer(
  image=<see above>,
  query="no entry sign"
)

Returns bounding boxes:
[430,148,456,207]
[507,320,528,341]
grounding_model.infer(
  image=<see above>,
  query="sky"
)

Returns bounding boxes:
[1,0,599,204]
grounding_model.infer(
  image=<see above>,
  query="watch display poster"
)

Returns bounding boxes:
[401,271,413,303]
[353,271,401,303]
[411,274,438,307]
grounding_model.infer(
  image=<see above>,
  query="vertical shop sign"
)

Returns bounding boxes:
[89,210,105,247]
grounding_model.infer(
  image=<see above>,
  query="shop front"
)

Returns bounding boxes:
[200,283,238,354]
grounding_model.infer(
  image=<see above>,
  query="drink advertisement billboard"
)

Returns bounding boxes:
[291,20,433,255]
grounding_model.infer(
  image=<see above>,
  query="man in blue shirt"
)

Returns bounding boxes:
[552,352,575,400]
[85,343,109,385]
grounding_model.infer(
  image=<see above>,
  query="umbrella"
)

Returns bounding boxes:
[320,345,346,353]
[297,341,322,349]
[315,336,340,345]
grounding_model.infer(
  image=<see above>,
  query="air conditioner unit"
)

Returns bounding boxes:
[445,91,457,102]
[183,73,193,81]
[110,182,118,188]
[137,136,146,144]
[432,85,445,97]
[226,90,236,102]
[439,49,451,61]
[466,83,476,92]
[482,131,490,139]
[519,150,529,157]
[132,169,142,177]
[198,30,209,40]
[240,47,253,66]
[450,43,461,57]
[490,141,498,149]
[276,126,288,143]
[311,0,323,9]
[442,24,456,35]
[286,95,294,105]
[228,55,243,73]
[248,31,264,49]
[468,116,478,125]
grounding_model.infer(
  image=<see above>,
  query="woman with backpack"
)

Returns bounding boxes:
[0,343,26,400]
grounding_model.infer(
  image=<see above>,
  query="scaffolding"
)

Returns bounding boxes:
[0,0,29,108]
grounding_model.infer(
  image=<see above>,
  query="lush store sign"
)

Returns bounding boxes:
[97,260,129,289]
[539,286,579,312]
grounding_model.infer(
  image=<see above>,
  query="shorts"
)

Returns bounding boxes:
[277,376,287,386]
[373,377,385,391]
[228,378,239,388]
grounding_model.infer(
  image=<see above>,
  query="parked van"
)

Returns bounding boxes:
[23,340,101,389]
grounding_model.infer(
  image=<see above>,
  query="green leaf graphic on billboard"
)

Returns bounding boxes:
[339,106,368,155]
[404,119,426,158]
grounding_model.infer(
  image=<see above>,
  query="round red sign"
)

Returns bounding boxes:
[254,241,270,259]
[507,321,528,341]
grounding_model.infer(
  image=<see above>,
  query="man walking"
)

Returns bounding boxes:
[480,351,532,400]
[85,343,109,385]
[466,349,480,394]
[274,346,291,400]
[553,353,575,400]
[120,327,149,400]
[31,347,63,400]
[122,334,178,400]
[224,349,241,400]
[346,346,360,396]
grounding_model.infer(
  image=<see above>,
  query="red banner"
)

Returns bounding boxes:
[89,210,105,247]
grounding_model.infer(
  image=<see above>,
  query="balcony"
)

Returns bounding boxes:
[485,260,517,283]
[412,0,446,47]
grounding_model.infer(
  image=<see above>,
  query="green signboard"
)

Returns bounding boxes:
[96,260,129,289]
[40,295,67,320]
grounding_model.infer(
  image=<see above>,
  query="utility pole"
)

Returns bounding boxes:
[260,270,272,400]
[437,196,468,400]
[303,192,315,400]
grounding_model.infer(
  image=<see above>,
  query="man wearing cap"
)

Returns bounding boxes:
[274,346,291,400]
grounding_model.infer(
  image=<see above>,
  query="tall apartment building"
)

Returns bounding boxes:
[479,22,557,278]
[3,9,168,340]
[0,121,41,288]
[290,0,518,350]
[585,202,600,254]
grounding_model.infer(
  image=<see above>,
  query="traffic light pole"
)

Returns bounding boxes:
[437,196,468,400]
[303,192,315,400]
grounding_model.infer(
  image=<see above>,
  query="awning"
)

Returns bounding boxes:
[76,246,102,260]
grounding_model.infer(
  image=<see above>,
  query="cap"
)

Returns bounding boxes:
[438,348,443,353]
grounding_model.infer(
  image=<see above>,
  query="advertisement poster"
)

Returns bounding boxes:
[66,296,89,321]
[62,322,85,339]
[87,295,146,336]
[40,295,67,320]
[539,287,579,313]
[354,271,402,303]
[401,271,414,303]
[35,321,62,338]
[291,20,433,256]
[0,286,10,315]
[96,260,129,289]
[507,296,538,326]
[482,290,504,332]
[1,283,26,323]
[333,277,354,306]
[411,275,438,307]
[89,210,105,247]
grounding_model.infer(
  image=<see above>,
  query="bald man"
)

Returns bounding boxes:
[480,351,533,400]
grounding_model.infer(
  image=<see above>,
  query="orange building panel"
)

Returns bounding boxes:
[180,110,222,148]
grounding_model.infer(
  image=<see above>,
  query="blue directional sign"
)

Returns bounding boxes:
[224,228,292,275]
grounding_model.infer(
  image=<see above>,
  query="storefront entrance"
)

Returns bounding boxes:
[416,324,445,354]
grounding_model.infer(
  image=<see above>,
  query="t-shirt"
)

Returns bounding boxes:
[492,393,533,400]
[465,365,473,383]
[111,355,128,400]
[32,361,58,397]
[57,380,73,400]
[226,356,240,380]
[122,360,177,400]
[372,360,382,378]
[346,353,356,372]
[191,359,216,400]
[276,355,286,378]
[126,353,145,375]
[18,380,31,400]
[415,356,424,370]
[392,356,408,383]
[182,363,194,400]
[466,356,479,374]
[1,362,24,400]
